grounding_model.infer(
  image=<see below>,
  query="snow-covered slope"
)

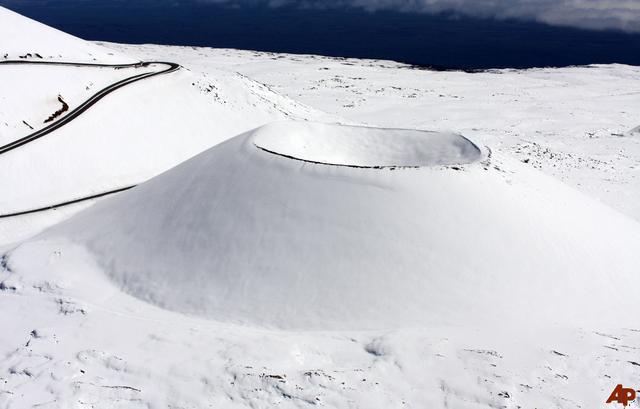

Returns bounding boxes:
[4,241,639,409]
[0,64,158,144]
[2,8,640,409]
[0,6,133,63]
[4,121,640,408]
[30,121,640,330]
[0,68,321,215]
[0,8,329,245]
[120,44,640,222]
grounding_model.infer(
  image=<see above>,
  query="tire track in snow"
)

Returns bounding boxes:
[0,185,135,219]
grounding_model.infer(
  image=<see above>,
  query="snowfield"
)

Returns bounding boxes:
[0,63,159,145]
[114,44,640,222]
[2,5,640,409]
[0,8,330,245]
[24,120,640,331]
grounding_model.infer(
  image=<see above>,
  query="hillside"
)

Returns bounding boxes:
[117,44,640,222]
[0,64,159,144]
[1,7,640,409]
[34,121,640,330]
[3,121,640,408]
[0,6,328,245]
[0,6,134,63]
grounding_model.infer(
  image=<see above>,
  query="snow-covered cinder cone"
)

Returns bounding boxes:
[29,121,640,330]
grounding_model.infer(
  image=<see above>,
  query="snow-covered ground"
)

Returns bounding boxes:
[108,44,640,222]
[0,7,330,245]
[0,7,133,64]
[2,6,640,409]
[0,64,160,144]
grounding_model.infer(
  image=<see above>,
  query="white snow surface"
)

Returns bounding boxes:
[1,9,640,409]
[0,68,319,214]
[0,64,157,144]
[252,121,482,167]
[5,242,640,409]
[0,6,133,63]
[115,45,640,222]
[0,15,330,245]
[30,121,640,331]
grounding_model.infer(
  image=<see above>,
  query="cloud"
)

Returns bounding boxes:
[209,0,640,33]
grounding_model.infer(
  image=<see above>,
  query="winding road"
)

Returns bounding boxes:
[0,60,180,218]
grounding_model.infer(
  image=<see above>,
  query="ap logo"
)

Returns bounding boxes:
[607,384,637,407]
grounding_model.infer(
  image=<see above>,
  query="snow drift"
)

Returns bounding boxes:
[40,121,640,330]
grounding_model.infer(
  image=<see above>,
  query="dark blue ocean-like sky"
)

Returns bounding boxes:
[2,0,639,70]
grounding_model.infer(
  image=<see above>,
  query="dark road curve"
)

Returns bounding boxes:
[0,60,180,218]
[0,60,180,155]
[0,185,135,219]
